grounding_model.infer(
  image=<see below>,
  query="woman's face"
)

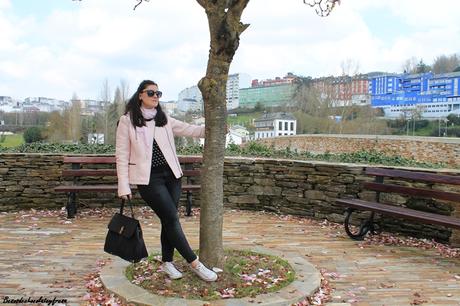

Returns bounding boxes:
[139,84,160,109]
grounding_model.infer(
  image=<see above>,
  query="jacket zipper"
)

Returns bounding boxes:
[150,123,156,160]
[165,127,183,177]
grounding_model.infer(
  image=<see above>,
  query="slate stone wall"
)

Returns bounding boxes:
[257,134,460,167]
[1,153,459,245]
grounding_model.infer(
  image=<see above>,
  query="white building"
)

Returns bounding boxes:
[226,73,251,110]
[226,125,249,146]
[23,97,70,113]
[254,112,297,139]
[351,94,370,106]
[199,125,249,147]
[0,96,19,113]
[0,96,70,113]
[177,86,203,112]
[88,133,105,144]
[79,99,105,115]
[0,96,13,104]
[161,100,177,115]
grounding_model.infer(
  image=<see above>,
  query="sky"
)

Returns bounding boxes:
[1,0,459,102]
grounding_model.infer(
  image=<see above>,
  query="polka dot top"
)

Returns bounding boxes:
[151,139,168,167]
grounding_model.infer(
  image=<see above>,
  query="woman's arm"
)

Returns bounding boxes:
[169,116,205,138]
[115,115,132,197]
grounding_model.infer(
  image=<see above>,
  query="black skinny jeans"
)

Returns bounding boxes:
[137,165,197,263]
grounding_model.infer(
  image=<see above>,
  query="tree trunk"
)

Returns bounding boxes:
[197,0,249,268]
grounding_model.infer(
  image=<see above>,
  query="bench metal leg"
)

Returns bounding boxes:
[186,191,192,217]
[66,192,77,218]
[344,208,380,240]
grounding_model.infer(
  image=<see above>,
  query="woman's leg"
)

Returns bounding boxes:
[159,169,183,261]
[138,168,197,263]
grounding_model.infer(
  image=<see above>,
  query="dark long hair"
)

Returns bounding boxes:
[124,80,167,127]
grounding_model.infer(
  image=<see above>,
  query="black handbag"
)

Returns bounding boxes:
[104,199,148,263]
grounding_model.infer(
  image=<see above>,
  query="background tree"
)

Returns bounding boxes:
[69,93,82,143]
[253,101,264,112]
[45,111,66,142]
[114,86,124,117]
[340,58,360,76]
[294,77,337,134]
[408,105,424,136]
[293,76,313,113]
[415,59,431,74]
[402,56,418,73]
[80,115,92,144]
[115,82,127,118]
[337,59,360,134]
[119,79,130,110]
[432,53,460,74]
[106,88,122,145]
[23,126,43,143]
[100,78,112,144]
[447,113,460,126]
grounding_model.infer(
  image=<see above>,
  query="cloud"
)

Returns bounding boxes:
[0,0,10,10]
[1,0,459,102]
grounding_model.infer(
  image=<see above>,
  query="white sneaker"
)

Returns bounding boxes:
[161,262,183,279]
[190,261,218,282]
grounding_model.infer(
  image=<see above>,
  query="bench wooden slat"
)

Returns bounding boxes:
[62,169,117,177]
[363,182,460,202]
[63,156,116,164]
[182,169,201,176]
[336,198,460,229]
[182,185,201,191]
[55,184,201,192]
[179,156,203,163]
[62,169,201,177]
[365,168,460,185]
[63,156,203,164]
[55,184,122,192]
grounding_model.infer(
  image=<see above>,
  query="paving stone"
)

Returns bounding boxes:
[0,208,459,305]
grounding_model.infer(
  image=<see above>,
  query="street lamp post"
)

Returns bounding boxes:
[438,118,441,137]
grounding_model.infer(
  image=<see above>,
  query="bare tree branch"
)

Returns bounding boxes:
[133,0,150,11]
[228,0,249,20]
[303,0,340,17]
[196,0,206,9]
[227,0,250,36]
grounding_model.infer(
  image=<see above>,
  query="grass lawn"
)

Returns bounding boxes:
[0,134,24,147]
[227,112,262,128]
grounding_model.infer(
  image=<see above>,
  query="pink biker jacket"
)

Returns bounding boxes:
[115,113,205,197]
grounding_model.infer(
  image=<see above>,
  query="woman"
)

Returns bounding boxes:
[115,80,217,282]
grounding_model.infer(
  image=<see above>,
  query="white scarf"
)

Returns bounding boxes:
[139,106,157,150]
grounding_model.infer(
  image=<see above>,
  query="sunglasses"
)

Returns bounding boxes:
[142,89,162,98]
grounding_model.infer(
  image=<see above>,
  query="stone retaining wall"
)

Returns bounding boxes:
[1,153,459,245]
[257,134,460,167]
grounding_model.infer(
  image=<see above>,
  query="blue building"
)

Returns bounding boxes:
[369,72,460,118]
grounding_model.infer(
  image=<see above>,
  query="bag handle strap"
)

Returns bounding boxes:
[120,198,135,218]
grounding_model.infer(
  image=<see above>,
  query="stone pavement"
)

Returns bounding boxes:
[0,208,459,306]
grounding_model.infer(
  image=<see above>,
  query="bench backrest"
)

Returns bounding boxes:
[61,156,202,178]
[364,167,460,203]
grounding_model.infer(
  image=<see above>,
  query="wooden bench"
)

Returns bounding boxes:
[336,167,460,240]
[55,156,202,218]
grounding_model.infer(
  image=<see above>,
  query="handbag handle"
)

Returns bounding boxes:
[120,198,135,218]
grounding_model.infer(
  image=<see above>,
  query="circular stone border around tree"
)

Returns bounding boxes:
[100,247,321,305]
